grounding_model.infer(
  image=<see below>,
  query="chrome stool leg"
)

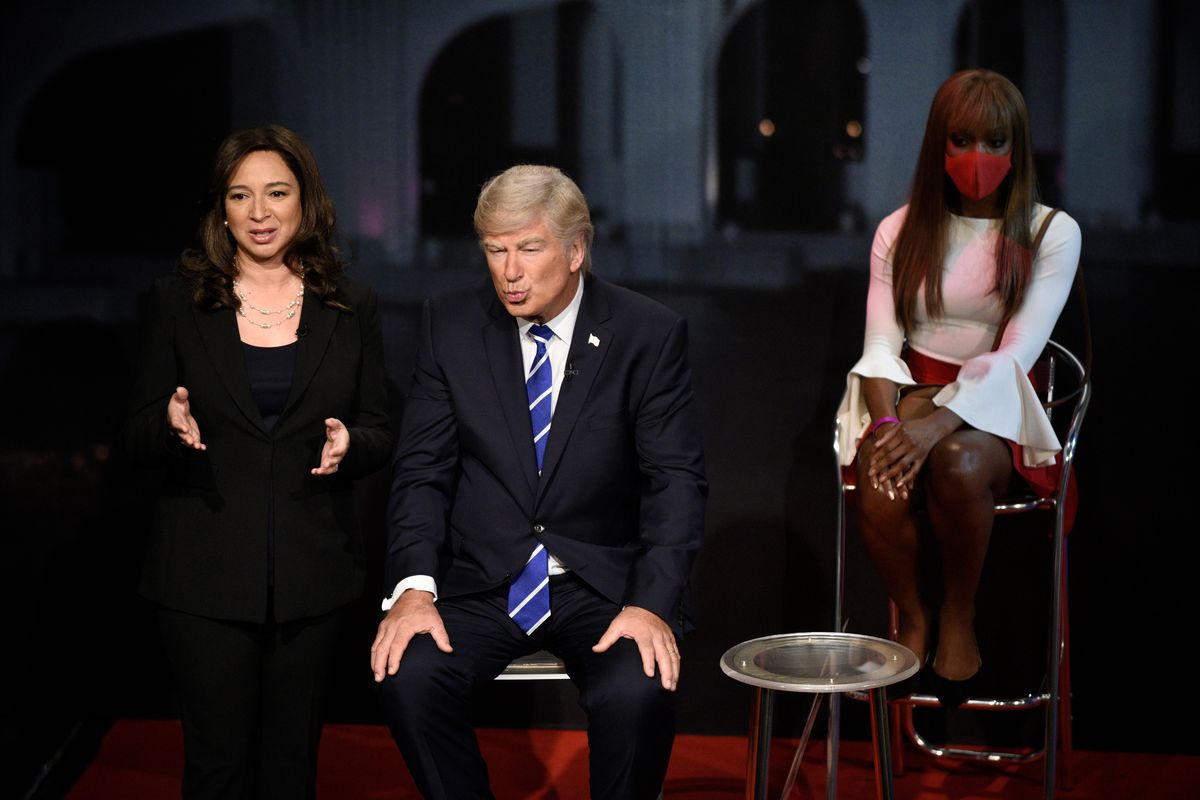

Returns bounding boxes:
[746,687,775,800]
[868,688,895,800]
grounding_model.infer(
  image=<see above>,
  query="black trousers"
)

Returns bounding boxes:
[157,603,344,800]
[378,573,675,800]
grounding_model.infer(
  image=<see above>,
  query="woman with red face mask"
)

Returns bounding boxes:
[837,69,1081,705]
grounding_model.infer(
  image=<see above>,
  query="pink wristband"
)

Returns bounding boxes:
[865,415,900,437]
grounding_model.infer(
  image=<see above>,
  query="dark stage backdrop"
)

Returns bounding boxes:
[3,3,1199,795]
[4,244,1196,782]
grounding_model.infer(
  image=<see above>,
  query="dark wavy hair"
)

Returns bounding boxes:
[891,69,1039,334]
[178,124,347,310]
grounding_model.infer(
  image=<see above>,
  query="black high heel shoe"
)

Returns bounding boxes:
[928,663,983,709]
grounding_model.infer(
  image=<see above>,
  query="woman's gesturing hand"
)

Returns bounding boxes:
[167,386,206,450]
[312,417,349,475]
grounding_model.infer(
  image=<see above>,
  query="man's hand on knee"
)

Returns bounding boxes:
[371,590,453,682]
[592,605,680,692]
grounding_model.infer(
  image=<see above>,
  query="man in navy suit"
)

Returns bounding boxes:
[371,165,706,799]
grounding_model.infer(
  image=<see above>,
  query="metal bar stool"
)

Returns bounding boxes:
[830,339,1091,800]
[721,632,919,800]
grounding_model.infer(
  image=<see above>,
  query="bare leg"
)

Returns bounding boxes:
[854,393,940,663]
[923,430,1013,680]
[856,452,927,660]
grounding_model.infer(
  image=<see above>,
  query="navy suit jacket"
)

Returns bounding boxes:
[384,275,707,634]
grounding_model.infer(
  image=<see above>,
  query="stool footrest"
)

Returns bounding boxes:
[906,723,1046,764]
[846,689,1050,710]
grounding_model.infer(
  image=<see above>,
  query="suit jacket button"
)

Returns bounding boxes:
[532,523,545,534]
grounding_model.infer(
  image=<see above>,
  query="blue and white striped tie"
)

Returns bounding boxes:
[508,323,554,634]
[525,324,554,472]
[509,543,550,635]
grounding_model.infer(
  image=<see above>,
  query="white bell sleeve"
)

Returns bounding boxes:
[837,210,914,465]
[932,211,1082,466]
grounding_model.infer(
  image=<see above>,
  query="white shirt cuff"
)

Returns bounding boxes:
[382,555,570,611]
[381,575,438,611]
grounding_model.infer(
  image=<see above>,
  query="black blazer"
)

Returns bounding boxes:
[384,276,706,634]
[124,275,393,623]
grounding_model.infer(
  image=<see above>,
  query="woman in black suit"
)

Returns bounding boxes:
[124,125,393,799]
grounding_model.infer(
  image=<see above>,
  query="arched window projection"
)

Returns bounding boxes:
[716,0,866,232]
[418,2,594,237]
[15,28,233,263]
[955,0,1066,207]
[1154,0,1199,220]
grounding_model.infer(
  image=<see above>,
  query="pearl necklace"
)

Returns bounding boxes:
[233,278,304,329]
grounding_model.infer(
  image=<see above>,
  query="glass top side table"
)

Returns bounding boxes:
[721,632,919,800]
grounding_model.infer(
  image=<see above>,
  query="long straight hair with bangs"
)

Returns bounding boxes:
[891,69,1039,334]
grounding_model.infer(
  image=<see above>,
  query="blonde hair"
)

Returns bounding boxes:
[474,165,594,273]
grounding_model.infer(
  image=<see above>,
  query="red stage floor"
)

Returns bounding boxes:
[68,719,1200,799]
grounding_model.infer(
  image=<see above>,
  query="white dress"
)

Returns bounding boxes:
[837,204,1082,468]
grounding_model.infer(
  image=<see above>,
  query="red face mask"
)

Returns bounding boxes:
[944,150,1012,200]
